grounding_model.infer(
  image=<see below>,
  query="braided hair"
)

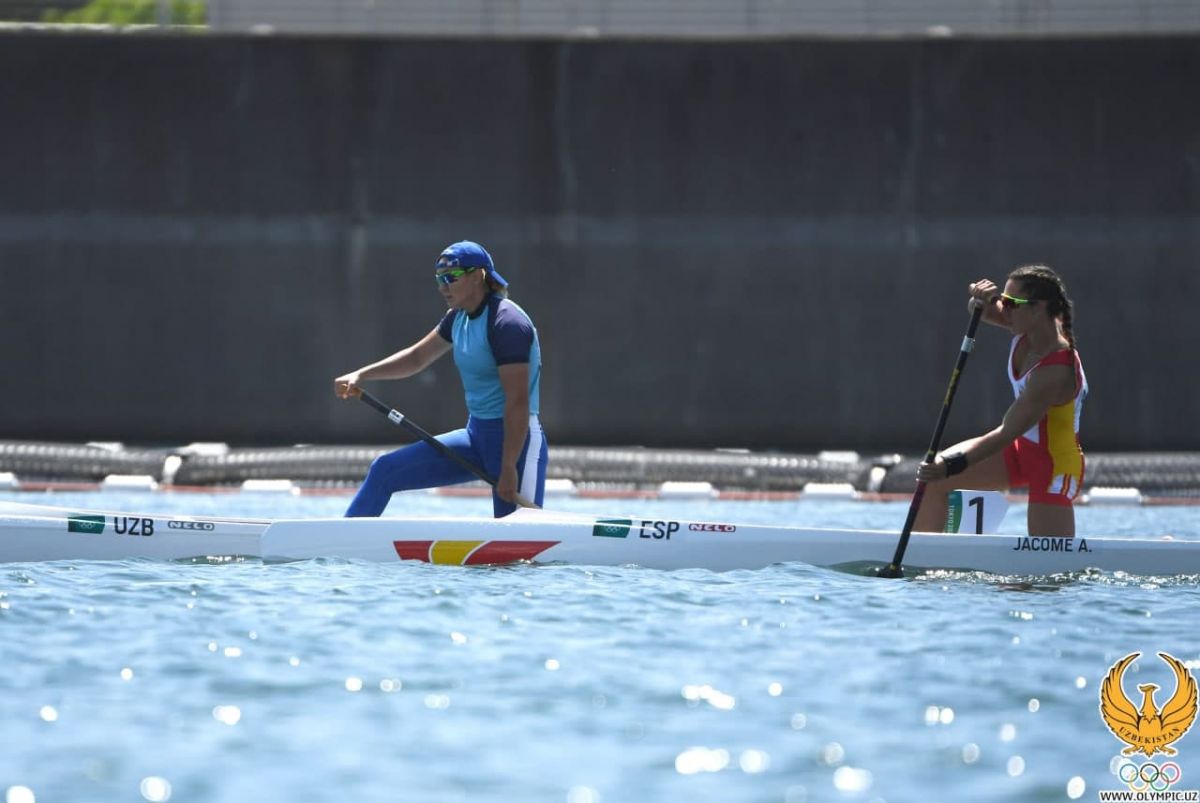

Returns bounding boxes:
[1008,264,1078,388]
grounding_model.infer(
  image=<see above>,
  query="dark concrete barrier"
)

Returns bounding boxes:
[1,33,1197,451]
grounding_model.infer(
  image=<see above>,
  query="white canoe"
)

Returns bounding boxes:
[1,501,1197,576]
[0,501,267,562]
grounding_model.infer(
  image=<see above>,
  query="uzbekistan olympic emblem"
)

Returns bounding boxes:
[1100,651,1198,757]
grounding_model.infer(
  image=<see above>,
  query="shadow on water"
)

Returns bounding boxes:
[829,560,1074,591]
[829,560,1200,593]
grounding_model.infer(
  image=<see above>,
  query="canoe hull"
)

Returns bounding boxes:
[261,509,1198,576]
[0,502,265,562]
[2,503,1196,576]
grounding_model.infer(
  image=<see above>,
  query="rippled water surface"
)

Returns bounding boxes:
[2,491,1199,803]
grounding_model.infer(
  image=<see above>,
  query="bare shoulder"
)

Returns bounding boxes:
[1027,360,1077,405]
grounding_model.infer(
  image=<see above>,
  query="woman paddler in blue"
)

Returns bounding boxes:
[333,241,547,518]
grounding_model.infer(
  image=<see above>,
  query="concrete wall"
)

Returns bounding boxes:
[1,33,1197,451]
[206,0,1200,37]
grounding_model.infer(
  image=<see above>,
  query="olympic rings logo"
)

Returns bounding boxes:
[1117,760,1183,792]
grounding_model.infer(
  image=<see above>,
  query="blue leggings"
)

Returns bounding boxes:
[345,415,548,518]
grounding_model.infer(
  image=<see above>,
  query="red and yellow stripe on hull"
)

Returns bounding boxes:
[393,540,560,566]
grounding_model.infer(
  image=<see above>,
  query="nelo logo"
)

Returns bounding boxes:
[688,523,737,533]
[168,520,215,532]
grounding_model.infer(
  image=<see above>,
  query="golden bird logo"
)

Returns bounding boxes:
[1100,652,1198,757]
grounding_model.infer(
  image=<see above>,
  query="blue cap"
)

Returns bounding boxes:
[436,241,508,288]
